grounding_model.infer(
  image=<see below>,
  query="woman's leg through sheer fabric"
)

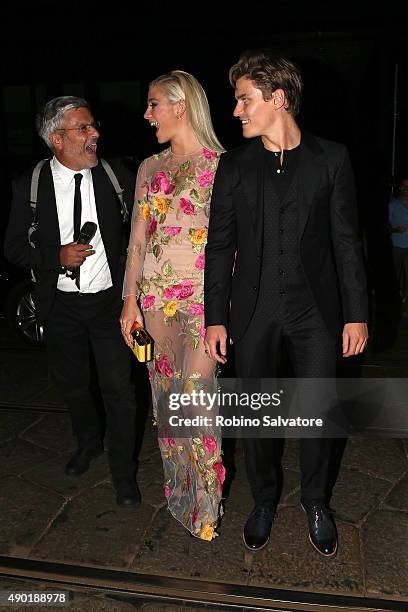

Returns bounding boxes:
[143,310,225,541]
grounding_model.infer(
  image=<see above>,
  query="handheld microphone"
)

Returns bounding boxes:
[66,222,97,276]
[77,221,97,245]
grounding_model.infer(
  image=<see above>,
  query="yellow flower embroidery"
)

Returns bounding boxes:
[163,300,177,317]
[183,380,195,394]
[199,524,215,541]
[143,203,150,220]
[154,197,169,215]
[191,228,206,245]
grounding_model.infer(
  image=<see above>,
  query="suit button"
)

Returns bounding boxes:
[253,286,257,291]
[279,270,285,276]
[279,228,284,234]
[280,249,284,255]
[279,290,286,295]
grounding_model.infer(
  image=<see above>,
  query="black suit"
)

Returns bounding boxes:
[205,133,368,507]
[4,159,138,485]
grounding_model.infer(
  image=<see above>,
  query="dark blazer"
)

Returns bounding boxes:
[4,159,135,324]
[204,133,369,341]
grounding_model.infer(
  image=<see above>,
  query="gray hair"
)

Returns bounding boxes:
[36,96,90,149]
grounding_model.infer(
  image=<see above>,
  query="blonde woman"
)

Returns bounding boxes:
[120,71,225,540]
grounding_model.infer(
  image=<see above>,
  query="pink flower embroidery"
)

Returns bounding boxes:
[195,254,205,270]
[148,218,157,236]
[203,435,217,453]
[164,226,182,236]
[199,324,206,341]
[148,369,154,380]
[155,353,173,378]
[141,295,155,309]
[179,198,195,215]
[163,287,175,299]
[197,169,214,187]
[151,171,175,195]
[213,461,226,493]
[188,303,204,316]
[202,148,217,160]
[164,485,171,498]
[172,280,194,300]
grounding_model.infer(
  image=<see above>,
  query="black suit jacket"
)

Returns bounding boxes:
[204,133,369,341]
[4,159,136,324]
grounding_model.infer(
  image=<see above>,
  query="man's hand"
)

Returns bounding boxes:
[342,322,368,357]
[60,242,95,268]
[204,325,228,364]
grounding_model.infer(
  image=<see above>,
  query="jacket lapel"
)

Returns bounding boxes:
[91,163,106,230]
[297,132,325,241]
[240,138,265,254]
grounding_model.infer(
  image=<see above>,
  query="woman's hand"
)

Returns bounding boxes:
[120,296,144,347]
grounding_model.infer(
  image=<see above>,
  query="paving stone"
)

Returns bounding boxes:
[21,413,75,453]
[249,506,364,596]
[0,410,41,442]
[31,483,154,567]
[0,475,64,556]
[22,449,110,497]
[132,506,249,585]
[363,509,408,598]
[0,438,55,477]
[384,473,408,511]
[330,467,392,523]
[132,506,196,576]
[187,508,251,584]
[341,438,407,482]
[137,451,168,508]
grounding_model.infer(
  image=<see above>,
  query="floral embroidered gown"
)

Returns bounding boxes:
[123,147,225,541]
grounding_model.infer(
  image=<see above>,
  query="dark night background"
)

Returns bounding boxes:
[1,2,408,327]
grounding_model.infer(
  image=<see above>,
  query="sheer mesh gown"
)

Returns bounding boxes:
[123,147,225,540]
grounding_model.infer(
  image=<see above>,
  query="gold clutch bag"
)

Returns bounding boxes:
[130,322,154,362]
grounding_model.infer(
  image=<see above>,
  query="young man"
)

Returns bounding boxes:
[4,97,140,506]
[204,50,369,556]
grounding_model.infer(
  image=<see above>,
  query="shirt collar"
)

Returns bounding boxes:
[51,156,91,187]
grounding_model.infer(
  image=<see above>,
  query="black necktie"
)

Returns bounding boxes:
[73,173,83,241]
[73,173,83,289]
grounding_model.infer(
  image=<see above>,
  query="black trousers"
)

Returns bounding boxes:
[44,288,137,484]
[234,303,338,508]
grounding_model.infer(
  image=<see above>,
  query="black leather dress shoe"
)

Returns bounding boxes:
[65,447,103,476]
[302,501,338,557]
[115,479,142,506]
[243,505,275,551]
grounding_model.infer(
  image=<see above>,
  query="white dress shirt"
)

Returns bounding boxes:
[51,157,113,293]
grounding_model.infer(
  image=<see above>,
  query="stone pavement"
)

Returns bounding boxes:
[0,317,407,609]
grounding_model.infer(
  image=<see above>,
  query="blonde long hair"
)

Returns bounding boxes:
[150,70,225,153]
